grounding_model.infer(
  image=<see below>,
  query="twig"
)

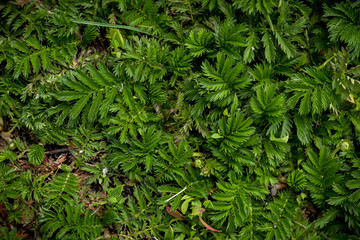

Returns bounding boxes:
[44,148,70,155]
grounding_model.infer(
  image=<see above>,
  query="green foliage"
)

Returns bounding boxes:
[200,53,250,106]
[211,173,268,231]
[57,63,120,124]
[0,163,19,209]
[250,84,286,123]
[259,191,299,239]
[210,112,255,154]
[324,1,360,59]
[0,148,17,163]
[19,170,47,202]
[185,29,214,57]
[168,47,193,77]
[40,203,102,240]
[1,0,360,239]
[155,141,193,182]
[122,37,168,84]
[212,18,247,58]
[286,67,341,115]
[27,144,45,166]
[288,169,307,192]
[109,125,163,180]
[120,0,169,35]
[1,36,78,78]
[233,0,278,15]
[346,169,360,203]
[303,148,343,207]
[0,227,22,240]
[81,159,111,190]
[43,172,80,207]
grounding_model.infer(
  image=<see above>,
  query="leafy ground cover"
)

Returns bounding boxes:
[1,0,360,239]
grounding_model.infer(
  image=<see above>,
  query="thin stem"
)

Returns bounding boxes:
[317,53,339,70]
[294,220,307,229]
[8,121,20,134]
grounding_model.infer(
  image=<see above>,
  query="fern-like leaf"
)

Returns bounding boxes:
[250,84,286,123]
[185,29,214,57]
[43,172,80,207]
[40,203,102,240]
[324,2,360,58]
[286,67,341,115]
[303,148,343,207]
[27,144,45,166]
[288,169,307,192]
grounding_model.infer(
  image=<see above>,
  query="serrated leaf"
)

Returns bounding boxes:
[243,31,257,63]
[87,64,111,87]
[262,32,275,63]
[314,209,340,228]
[345,179,360,189]
[23,57,30,77]
[69,95,91,120]
[88,92,103,122]
[74,70,100,90]
[99,87,117,118]
[25,37,42,50]
[40,50,50,70]
[349,189,360,202]
[12,40,29,53]
[57,91,87,101]
[185,29,213,57]
[30,54,41,73]
[62,77,90,92]
[28,145,45,166]
[274,32,296,58]
[327,196,347,205]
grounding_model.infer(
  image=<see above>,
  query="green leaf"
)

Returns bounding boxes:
[287,169,307,191]
[23,57,30,77]
[40,50,50,70]
[88,92,103,122]
[73,19,153,36]
[69,95,91,120]
[211,133,223,139]
[57,91,87,101]
[181,197,193,215]
[270,134,289,143]
[28,145,45,166]
[314,208,340,228]
[243,31,258,63]
[30,54,41,73]
[262,32,276,62]
[73,70,100,90]
[274,32,296,58]
[185,29,213,57]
